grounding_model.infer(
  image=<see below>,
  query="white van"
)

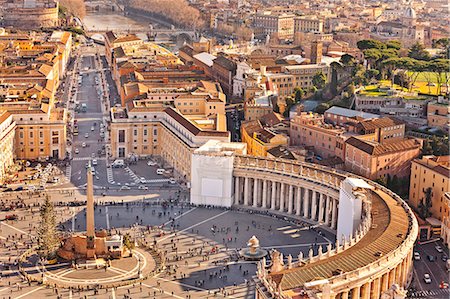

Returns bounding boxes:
[156,168,165,175]
[112,159,124,168]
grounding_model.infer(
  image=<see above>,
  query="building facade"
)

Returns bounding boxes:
[409,155,450,221]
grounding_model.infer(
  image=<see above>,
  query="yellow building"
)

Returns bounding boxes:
[241,120,288,157]
[110,105,230,180]
[409,155,450,221]
[0,111,16,183]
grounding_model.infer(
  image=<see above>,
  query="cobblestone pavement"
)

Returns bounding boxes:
[0,191,332,299]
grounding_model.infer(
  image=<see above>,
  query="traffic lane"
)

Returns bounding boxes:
[413,244,447,290]
[420,242,449,283]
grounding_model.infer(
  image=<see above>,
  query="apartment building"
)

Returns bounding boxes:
[409,155,450,221]
[253,12,295,40]
[344,137,421,180]
[290,112,346,159]
[0,111,15,183]
[294,16,324,33]
[241,120,288,157]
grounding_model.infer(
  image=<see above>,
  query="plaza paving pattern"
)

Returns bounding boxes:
[0,202,333,298]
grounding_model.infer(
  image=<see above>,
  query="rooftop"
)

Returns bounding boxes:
[270,188,410,290]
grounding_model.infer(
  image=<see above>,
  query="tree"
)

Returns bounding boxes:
[315,103,330,114]
[293,87,305,102]
[363,49,382,69]
[365,69,380,81]
[37,196,60,258]
[312,72,327,89]
[357,39,387,51]
[340,54,356,67]
[408,42,431,61]
[386,40,401,50]
[418,187,433,219]
[429,59,450,94]
[330,61,342,96]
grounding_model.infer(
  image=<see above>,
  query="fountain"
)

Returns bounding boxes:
[239,236,268,260]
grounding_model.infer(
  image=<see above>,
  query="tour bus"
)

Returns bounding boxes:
[81,103,87,112]
[73,126,79,136]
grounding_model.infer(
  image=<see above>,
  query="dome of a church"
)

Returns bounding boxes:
[404,7,417,19]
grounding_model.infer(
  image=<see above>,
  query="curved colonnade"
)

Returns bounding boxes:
[231,155,418,299]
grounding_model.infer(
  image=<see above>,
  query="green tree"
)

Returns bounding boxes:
[293,87,305,102]
[408,42,431,61]
[418,187,433,219]
[363,49,382,69]
[37,196,60,258]
[386,40,401,50]
[365,69,380,80]
[330,61,342,96]
[312,72,327,89]
[429,59,450,94]
[357,39,387,51]
[340,54,356,67]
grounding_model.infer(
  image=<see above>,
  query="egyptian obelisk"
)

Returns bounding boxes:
[86,164,96,258]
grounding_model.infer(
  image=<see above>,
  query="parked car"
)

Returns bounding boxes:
[423,274,432,284]
[82,142,86,148]
[112,159,124,168]
[120,186,131,190]
[156,168,165,175]
[414,252,420,260]
[147,161,157,166]
[436,245,443,253]
[169,177,176,184]
[138,185,148,190]
[140,177,146,184]
[427,255,435,262]
[75,148,79,154]
[84,133,89,138]
[92,159,97,166]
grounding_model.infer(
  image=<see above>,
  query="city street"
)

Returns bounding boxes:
[409,241,449,298]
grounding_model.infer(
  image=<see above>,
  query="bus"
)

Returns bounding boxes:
[73,125,79,136]
[81,103,87,112]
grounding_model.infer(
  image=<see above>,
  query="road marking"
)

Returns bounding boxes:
[14,286,45,299]
[158,210,229,243]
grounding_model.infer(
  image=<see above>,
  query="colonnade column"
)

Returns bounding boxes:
[271,181,276,210]
[311,191,317,220]
[318,193,324,223]
[325,195,331,225]
[351,285,360,299]
[243,177,249,206]
[371,277,381,299]
[331,198,337,229]
[234,177,240,205]
[262,180,267,209]
[381,272,389,293]
[341,290,349,299]
[288,185,293,214]
[295,187,301,216]
[279,183,285,212]
[361,282,371,299]
[303,188,309,218]
[253,178,259,208]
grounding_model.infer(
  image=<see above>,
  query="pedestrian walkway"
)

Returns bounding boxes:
[65,164,72,180]
[408,288,449,298]
[72,157,107,161]
[107,167,115,184]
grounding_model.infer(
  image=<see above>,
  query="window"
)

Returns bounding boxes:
[118,130,125,143]
[153,129,157,136]
[143,129,147,136]
[29,132,33,138]
[134,129,137,136]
